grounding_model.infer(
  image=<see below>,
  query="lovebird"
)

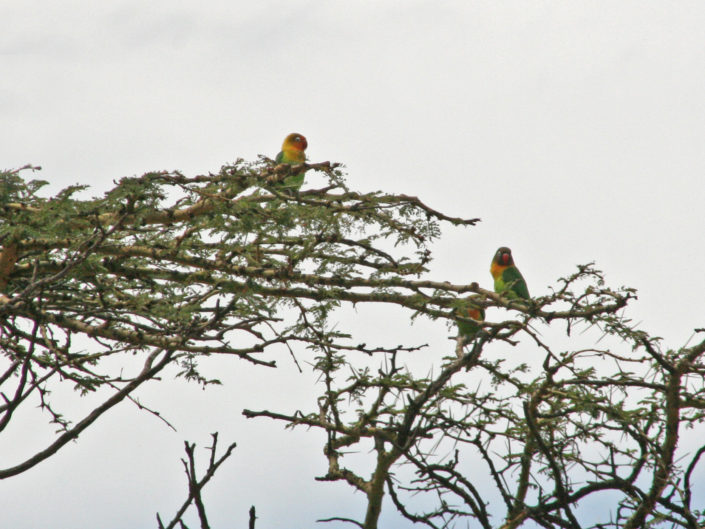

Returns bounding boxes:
[275,132,308,191]
[456,302,485,339]
[490,246,530,300]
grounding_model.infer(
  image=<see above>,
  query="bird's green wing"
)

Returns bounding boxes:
[272,150,305,191]
[282,173,305,191]
[502,266,530,299]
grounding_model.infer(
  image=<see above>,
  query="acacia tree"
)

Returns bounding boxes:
[0,162,704,529]
[250,271,705,529]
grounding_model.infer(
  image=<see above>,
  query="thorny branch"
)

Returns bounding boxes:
[1,164,704,529]
[156,433,237,529]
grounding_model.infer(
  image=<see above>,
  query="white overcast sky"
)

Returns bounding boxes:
[2,2,705,528]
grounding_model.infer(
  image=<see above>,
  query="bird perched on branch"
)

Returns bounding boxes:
[491,246,530,300]
[275,133,308,191]
[456,301,485,340]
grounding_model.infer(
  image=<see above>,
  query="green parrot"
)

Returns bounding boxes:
[490,246,530,300]
[455,301,485,340]
[275,132,308,191]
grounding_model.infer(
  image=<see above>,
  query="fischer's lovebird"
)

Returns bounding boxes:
[275,133,308,191]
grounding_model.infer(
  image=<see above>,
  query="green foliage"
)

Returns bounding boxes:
[1,161,704,529]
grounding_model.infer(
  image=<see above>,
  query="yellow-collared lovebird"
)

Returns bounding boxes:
[490,247,530,300]
[275,132,308,191]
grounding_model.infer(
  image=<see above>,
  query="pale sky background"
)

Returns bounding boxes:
[2,2,705,528]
